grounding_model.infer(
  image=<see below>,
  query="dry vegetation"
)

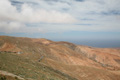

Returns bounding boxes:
[0,36,120,80]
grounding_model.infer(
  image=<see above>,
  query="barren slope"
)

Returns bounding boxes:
[75,45,120,70]
[0,36,120,80]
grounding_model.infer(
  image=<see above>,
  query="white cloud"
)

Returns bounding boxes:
[0,21,25,33]
[0,0,120,34]
[0,0,77,33]
[20,4,76,23]
[0,0,76,23]
[0,0,19,21]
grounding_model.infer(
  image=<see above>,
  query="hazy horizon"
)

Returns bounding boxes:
[0,34,120,48]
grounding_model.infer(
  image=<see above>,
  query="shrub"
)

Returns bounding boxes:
[0,76,6,80]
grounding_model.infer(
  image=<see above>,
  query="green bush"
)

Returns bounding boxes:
[0,76,6,80]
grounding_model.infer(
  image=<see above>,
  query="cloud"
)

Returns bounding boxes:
[0,0,18,21]
[20,4,76,23]
[0,0,76,23]
[0,21,25,33]
[75,0,85,2]
[0,0,77,33]
[0,0,120,34]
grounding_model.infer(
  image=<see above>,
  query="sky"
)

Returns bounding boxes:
[0,0,120,47]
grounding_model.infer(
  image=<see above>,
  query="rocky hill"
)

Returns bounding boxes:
[0,36,120,80]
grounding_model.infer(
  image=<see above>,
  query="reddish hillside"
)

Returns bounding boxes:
[0,36,120,80]
[75,45,120,70]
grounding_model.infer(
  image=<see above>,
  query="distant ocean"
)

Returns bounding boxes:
[54,39,120,48]
[70,40,120,48]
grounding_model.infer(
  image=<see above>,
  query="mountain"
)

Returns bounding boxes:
[0,36,120,80]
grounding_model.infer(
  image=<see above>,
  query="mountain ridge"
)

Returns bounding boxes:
[0,36,120,80]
